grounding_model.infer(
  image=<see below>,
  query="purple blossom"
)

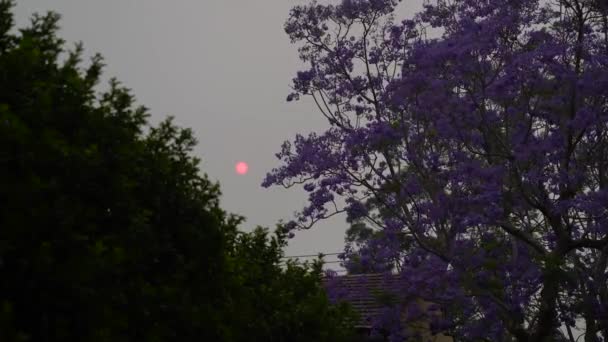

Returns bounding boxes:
[267,0,608,339]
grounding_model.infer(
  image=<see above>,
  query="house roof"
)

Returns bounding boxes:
[325,273,401,328]
[326,274,455,341]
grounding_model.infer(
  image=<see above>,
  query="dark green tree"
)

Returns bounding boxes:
[0,2,356,341]
[0,4,233,341]
[223,226,358,342]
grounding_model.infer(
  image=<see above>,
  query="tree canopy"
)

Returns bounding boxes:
[0,2,356,341]
[265,0,608,340]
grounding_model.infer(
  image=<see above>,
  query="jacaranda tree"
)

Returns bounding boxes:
[264,0,608,340]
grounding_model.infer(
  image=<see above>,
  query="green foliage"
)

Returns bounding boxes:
[346,222,376,245]
[223,227,358,342]
[0,2,356,341]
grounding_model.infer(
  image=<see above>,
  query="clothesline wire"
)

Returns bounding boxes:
[281,252,342,259]
[279,260,342,264]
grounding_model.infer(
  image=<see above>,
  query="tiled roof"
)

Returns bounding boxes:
[326,273,455,342]
[325,273,401,328]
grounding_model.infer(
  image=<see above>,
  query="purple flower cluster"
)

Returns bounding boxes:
[266,0,608,340]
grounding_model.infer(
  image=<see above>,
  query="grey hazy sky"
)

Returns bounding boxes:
[13,0,422,263]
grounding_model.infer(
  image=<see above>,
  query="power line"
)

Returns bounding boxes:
[281,252,342,259]
[280,259,344,264]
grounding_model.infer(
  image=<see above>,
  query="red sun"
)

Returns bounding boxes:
[235,162,249,175]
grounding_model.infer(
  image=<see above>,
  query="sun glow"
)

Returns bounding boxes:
[235,162,249,175]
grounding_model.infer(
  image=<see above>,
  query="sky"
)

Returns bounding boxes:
[13,0,423,265]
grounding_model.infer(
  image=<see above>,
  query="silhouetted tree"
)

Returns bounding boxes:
[0,2,356,341]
